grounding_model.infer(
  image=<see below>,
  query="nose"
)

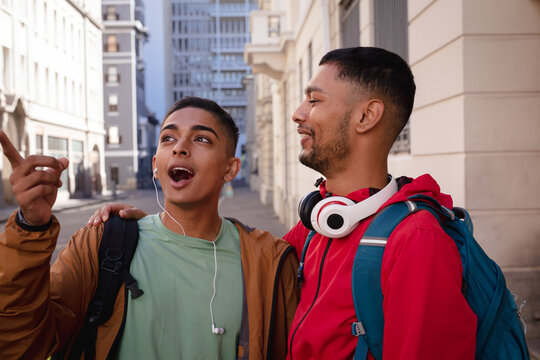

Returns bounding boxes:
[292,101,309,124]
[172,138,189,157]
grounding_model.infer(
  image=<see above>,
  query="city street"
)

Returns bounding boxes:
[0,183,289,263]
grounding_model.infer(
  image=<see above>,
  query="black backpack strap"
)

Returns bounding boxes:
[56,216,142,360]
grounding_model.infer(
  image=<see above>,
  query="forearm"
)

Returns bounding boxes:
[0,211,59,358]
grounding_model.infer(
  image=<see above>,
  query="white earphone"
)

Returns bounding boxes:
[152,168,224,335]
[301,175,398,238]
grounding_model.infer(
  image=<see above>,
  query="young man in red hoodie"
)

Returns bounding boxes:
[92,47,477,359]
[283,47,476,359]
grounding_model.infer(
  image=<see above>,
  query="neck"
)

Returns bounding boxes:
[161,200,222,241]
[324,149,389,196]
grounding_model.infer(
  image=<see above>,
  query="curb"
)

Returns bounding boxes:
[0,193,128,224]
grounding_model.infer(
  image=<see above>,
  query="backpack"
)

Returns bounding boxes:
[349,195,530,359]
[53,216,143,360]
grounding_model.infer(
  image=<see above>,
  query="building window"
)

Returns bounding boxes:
[268,16,280,38]
[108,94,118,113]
[0,47,10,91]
[373,0,410,154]
[36,134,43,154]
[374,0,408,61]
[340,0,360,48]
[307,42,313,80]
[107,126,121,145]
[72,139,84,165]
[105,66,120,84]
[110,166,119,184]
[47,136,68,191]
[298,59,303,100]
[105,35,119,52]
[104,6,118,21]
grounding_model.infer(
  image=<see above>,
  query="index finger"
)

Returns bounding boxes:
[0,130,24,168]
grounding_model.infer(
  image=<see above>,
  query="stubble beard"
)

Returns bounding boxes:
[299,111,351,175]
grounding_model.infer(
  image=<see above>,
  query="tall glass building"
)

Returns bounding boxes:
[171,0,257,159]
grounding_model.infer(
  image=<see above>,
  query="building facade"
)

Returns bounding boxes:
[0,0,106,203]
[171,0,257,175]
[245,0,540,350]
[102,0,150,190]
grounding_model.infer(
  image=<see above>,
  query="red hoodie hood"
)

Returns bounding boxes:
[319,174,453,210]
[387,174,453,208]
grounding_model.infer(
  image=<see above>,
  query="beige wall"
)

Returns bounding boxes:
[403,0,540,338]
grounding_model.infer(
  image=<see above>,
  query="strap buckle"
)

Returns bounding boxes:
[352,321,366,336]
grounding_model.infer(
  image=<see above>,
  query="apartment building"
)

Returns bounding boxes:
[102,0,152,190]
[0,0,105,203]
[245,0,540,349]
[171,0,257,174]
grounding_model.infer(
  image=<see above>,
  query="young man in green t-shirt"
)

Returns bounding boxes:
[0,97,299,359]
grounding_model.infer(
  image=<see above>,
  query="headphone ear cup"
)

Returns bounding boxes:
[298,191,323,231]
[311,196,356,238]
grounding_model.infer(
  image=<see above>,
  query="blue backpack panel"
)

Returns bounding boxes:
[351,195,530,359]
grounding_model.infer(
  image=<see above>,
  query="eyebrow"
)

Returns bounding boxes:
[160,123,219,139]
[305,85,325,96]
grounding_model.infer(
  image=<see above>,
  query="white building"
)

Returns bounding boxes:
[0,0,106,202]
[245,0,540,351]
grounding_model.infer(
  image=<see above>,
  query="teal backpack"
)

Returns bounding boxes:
[350,195,530,359]
[299,195,530,359]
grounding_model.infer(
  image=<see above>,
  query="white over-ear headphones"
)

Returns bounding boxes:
[299,175,398,238]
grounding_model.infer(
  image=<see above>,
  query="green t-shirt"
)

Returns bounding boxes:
[116,214,243,359]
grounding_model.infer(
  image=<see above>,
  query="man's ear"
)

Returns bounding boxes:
[355,99,384,134]
[224,157,241,182]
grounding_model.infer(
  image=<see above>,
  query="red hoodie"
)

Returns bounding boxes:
[284,174,477,360]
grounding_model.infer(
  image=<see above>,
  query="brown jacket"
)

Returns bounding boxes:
[0,211,299,359]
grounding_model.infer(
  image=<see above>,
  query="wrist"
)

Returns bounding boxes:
[16,209,52,231]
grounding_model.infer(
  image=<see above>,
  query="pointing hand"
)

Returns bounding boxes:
[0,131,69,226]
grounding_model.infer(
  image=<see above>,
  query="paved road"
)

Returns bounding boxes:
[50,184,289,262]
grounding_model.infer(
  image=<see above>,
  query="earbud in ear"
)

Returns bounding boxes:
[153,168,157,178]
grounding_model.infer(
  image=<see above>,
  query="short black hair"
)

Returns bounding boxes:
[319,47,416,138]
[163,97,239,157]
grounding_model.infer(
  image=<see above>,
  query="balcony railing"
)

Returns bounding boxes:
[104,44,120,52]
[244,11,292,79]
[104,13,119,21]
[105,74,121,84]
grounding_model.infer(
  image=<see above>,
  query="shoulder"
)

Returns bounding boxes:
[227,217,293,258]
[388,208,452,246]
[382,209,462,277]
[59,222,105,263]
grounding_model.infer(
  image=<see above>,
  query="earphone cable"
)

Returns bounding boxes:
[152,174,187,236]
[209,239,219,331]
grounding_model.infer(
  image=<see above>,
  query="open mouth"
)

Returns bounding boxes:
[168,167,194,183]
